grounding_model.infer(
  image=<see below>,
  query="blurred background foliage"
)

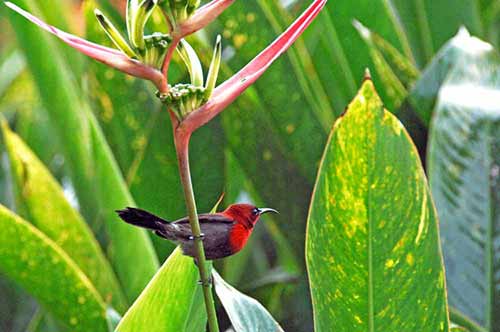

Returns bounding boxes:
[0,0,498,331]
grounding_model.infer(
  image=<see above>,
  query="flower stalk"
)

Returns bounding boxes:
[172,124,219,332]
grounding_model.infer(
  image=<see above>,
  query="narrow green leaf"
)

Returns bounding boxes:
[390,0,482,67]
[450,308,488,332]
[213,270,284,332]
[353,20,409,110]
[2,123,127,311]
[7,0,160,301]
[115,248,200,332]
[427,33,500,331]
[0,50,25,99]
[306,79,449,331]
[0,205,108,331]
[310,0,411,110]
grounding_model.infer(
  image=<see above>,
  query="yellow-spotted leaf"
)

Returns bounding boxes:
[2,123,126,311]
[115,248,203,332]
[306,78,449,331]
[0,205,107,332]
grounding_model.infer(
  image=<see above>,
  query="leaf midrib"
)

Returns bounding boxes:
[366,104,375,332]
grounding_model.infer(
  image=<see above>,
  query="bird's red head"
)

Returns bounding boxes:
[222,204,278,229]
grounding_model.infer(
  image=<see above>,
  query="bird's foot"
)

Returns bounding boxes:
[188,233,205,241]
[197,276,213,287]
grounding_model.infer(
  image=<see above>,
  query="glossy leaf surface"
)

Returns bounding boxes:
[2,123,126,311]
[213,270,284,332]
[427,32,500,331]
[306,79,449,331]
[115,249,201,332]
[0,205,107,332]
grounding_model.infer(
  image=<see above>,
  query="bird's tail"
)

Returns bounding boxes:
[116,207,168,231]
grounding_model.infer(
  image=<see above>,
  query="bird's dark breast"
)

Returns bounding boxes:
[179,221,235,260]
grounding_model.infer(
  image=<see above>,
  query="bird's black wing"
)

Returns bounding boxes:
[172,213,235,225]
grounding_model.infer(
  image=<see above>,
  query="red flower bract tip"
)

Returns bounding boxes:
[179,0,327,133]
[5,1,165,89]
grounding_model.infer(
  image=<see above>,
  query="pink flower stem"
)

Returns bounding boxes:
[160,36,181,91]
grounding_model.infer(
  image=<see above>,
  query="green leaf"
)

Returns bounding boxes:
[427,33,500,331]
[115,248,202,332]
[409,28,493,125]
[213,270,284,332]
[0,50,25,99]
[2,123,127,312]
[450,308,488,332]
[390,0,482,66]
[306,78,449,331]
[353,20,409,111]
[309,0,414,109]
[0,205,108,332]
[7,0,159,301]
[209,1,331,181]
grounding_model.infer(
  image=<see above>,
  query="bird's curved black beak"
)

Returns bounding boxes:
[257,208,279,215]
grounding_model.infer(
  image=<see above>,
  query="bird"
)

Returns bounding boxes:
[116,204,278,260]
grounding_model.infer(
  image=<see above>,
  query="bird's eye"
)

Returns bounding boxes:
[252,208,259,215]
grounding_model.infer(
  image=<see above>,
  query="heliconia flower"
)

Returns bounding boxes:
[6,0,327,132]
[173,0,327,133]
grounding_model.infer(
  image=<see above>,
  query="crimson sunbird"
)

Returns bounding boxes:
[116,204,278,260]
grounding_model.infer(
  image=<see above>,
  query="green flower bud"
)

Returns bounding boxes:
[177,39,204,87]
[159,0,201,26]
[204,35,222,100]
[143,33,172,67]
[127,0,158,51]
[157,36,222,121]
[158,83,206,119]
[94,9,138,58]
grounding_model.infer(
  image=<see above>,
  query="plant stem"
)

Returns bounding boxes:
[162,36,180,79]
[173,126,220,332]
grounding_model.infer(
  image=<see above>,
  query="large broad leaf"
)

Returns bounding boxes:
[213,270,284,332]
[7,0,159,301]
[115,248,203,332]
[409,28,492,126]
[0,205,108,332]
[427,33,500,331]
[306,78,449,331]
[2,123,127,311]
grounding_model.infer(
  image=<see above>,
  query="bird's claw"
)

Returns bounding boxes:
[198,276,213,287]
[188,233,205,241]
